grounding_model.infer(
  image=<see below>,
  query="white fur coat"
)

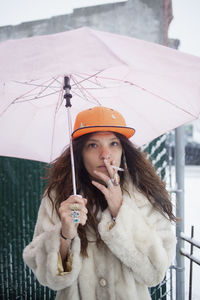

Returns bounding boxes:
[23,180,176,300]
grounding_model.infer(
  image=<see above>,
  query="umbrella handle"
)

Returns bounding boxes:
[64,76,77,195]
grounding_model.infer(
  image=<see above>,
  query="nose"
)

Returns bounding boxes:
[100,146,111,160]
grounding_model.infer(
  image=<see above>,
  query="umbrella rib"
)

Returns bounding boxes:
[75,72,130,89]
[76,71,120,82]
[76,72,197,119]
[0,80,55,116]
[72,76,101,105]
[13,77,59,93]
[71,79,97,104]
[51,76,63,87]
[122,80,198,119]
[14,90,60,103]
[71,70,105,88]
[71,75,101,105]
[13,80,50,102]
[13,77,60,101]
[13,80,59,90]
[31,77,60,96]
[69,89,94,103]
[57,84,65,111]
[0,89,61,118]
[73,72,120,90]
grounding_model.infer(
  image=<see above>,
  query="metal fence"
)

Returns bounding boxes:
[0,135,170,299]
[180,226,200,300]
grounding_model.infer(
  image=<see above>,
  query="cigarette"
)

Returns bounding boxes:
[111,165,124,172]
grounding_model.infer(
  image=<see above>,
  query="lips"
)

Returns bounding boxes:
[97,165,108,172]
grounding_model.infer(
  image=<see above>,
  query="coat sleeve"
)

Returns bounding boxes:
[98,188,176,287]
[23,195,82,291]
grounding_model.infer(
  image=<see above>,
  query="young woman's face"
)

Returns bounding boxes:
[82,132,122,180]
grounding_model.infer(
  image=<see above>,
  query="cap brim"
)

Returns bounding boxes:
[72,125,135,139]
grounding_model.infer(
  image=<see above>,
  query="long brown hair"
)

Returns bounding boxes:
[45,132,175,256]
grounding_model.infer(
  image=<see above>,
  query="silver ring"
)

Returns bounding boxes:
[107,178,114,189]
[71,210,80,218]
[73,217,80,223]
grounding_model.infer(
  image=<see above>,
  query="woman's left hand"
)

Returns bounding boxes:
[91,159,123,218]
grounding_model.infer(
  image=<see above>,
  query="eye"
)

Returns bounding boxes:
[87,143,97,148]
[111,141,120,146]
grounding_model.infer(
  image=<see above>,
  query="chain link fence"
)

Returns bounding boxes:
[0,158,55,299]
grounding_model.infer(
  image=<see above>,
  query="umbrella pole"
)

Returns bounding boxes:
[64,76,77,195]
[175,126,185,299]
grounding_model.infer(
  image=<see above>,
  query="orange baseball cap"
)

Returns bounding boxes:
[72,106,135,139]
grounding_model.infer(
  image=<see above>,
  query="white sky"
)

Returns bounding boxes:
[0,0,200,57]
[169,0,200,57]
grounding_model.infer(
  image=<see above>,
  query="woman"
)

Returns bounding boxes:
[23,106,176,300]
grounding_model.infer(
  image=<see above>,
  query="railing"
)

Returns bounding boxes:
[180,226,200,300]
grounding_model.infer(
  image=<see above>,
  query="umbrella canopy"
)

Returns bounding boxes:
[0,27,200,163]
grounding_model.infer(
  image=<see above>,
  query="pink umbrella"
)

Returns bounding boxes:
[0,27,200,163]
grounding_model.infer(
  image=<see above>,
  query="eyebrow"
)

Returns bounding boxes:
[87,137,120,142]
